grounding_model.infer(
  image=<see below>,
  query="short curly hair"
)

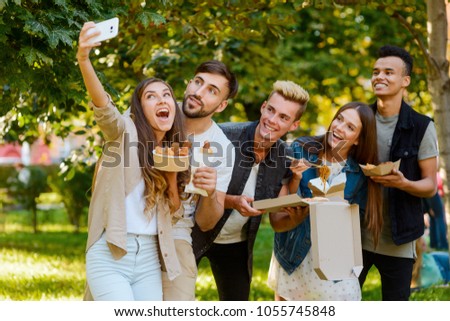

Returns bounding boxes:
[378,45,413,76]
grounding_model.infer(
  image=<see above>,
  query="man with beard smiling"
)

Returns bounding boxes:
[192,80,310,300]
[358,45,438,300]
[162,60,238,300]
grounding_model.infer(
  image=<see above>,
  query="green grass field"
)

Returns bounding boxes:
[0,209,449,300]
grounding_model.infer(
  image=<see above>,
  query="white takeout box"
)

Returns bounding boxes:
[308,171,346,198]
[310,201,363,281]
[184,146,213,197]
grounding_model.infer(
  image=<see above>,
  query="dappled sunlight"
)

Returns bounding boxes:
[0,212,87,300]
[1,249,84,278]
[1,210,448,300]
[0,247,85,300]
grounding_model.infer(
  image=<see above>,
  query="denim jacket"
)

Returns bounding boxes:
[192,121,293,278]
[273,139,367,274]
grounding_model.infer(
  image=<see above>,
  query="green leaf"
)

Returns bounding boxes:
[136,11,166,28]
[54,0,68,9]
[0,0,7,11]
[25,20,50,37]
[65,167,75,181]
[19,47,53,66]
[48,28,73,48]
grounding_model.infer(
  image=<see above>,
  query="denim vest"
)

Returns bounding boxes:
[273,140,367,274]
[191,121,293,278]
[371,100,431,245]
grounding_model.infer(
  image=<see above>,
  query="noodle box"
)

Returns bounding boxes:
[310,201,363,281]
[308,172,346,198]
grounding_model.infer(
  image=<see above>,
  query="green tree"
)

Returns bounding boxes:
[1,1,448,230]
[7,165,47,233]
[48,162,93,233]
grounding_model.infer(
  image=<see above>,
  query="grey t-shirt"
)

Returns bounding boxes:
[362,112,438,258]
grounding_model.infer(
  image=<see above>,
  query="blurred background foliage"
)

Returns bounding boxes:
[0,0,438,230]
[0,0,432,150]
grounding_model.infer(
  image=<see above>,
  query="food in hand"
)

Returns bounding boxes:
[200,141,213,154]
[303,197,329,203]
[154,142,190,157]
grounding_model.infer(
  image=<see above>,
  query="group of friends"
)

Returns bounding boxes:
[77,21,439,301]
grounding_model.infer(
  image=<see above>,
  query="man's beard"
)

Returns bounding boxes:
[182,95,220,119]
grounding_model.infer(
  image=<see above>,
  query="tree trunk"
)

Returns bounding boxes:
[31,206,38,234]
[426,0,450,253]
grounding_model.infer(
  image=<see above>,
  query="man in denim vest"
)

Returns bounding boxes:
[192,80,310,300]
[358,45,438,300]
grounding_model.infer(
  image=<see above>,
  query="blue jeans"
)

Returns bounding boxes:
[431,252,450,283]
[86,233,162,301]
[426,193,449,250]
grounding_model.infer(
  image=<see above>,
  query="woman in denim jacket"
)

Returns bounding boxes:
[268,102,382,300]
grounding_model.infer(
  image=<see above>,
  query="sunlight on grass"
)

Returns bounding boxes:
[0,209,87,300]
[196,259,218,301]
[1,209,449,300]
[0,247,85,300]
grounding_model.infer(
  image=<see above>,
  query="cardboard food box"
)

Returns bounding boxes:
[359,159,401,176]
[252,194,328,213]
[308,171,346,198]
[152,150,190,172]
[310,201,363,281]
[184,145,214,196]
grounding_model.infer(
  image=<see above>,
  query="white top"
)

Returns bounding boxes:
[125,179,157,235]
[172,121,235,243]
[214,163,260,244]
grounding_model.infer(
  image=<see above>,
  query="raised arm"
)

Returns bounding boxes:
[76,22,109,107]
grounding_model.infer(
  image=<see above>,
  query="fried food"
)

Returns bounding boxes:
[154,144,189,157]
[303,197,329,203]
[201,140,213,154]
[365,163,376,169]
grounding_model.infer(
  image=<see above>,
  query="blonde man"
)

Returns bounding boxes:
[192,80,310,300]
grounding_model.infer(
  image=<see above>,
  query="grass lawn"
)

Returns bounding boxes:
[0,210,449,300]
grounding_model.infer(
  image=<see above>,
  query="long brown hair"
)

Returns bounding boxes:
[130,78,189,214]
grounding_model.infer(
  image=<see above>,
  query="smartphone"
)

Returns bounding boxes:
[87,17,119,43]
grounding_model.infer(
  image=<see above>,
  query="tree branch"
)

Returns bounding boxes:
[389,9,439,75]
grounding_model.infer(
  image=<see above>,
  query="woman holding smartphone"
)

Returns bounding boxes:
[77,21,189,301]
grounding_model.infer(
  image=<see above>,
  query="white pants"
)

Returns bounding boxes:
[86,233,162,301]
